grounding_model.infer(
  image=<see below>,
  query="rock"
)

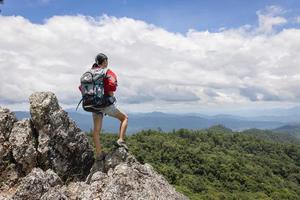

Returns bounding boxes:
[0,107,17,141]
[0,107,17,172]
[65,181,90,200]
[0,92,188,200]
[0,140,11,173]
[0,184,17,200]
[0,163,20,191]
[29,92,94,181]
[67,146,188,200]
[0,107,19,191]
[30,146,188,200]
[40,185,68,200]
[98,156,188,200]
[85,146,129,183]
[12,168,62,200]
[105,146,132,171]
[9,119,37,174]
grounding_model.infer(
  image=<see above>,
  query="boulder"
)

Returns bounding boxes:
[9,119,37,174]
[29,92,94,181]
[12,168,62,200]
[0,107,17,140]
[40,185,68,200]
[0,163,20,192]
[0,107,19,190]
[0,107,17,172]
[98,147,188,200]
[41,146,189,200]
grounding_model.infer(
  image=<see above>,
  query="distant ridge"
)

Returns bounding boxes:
[273,124,300,139]
[15,111,286,134]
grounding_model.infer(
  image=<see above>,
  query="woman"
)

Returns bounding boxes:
[91,53,129,160]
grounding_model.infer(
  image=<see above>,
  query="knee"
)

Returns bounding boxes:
[122,114,128,123]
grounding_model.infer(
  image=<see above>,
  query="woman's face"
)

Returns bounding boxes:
[103,59,108,68]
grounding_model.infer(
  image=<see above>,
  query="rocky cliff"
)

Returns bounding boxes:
[0,92,188,200]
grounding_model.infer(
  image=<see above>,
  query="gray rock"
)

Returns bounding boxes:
[35,146,188,200]
[29,92,94,181]
[40,185,68,200]
[0,107,17,172]
[64,181,90,200]
[12,168,62,200]
[9,119,37,174]
[1,92,188,200]
[105,146,131,171]
[99,157,188,200]
[0,107,19,191]
[0,163,20,190]
[0,140,11,173]
[0,107,17,141]
[83,147,189,200]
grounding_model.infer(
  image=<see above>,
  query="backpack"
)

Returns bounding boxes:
[76,67,110,112]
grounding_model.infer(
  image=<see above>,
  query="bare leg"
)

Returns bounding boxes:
[92,112,104,157]
[113,110,128,141]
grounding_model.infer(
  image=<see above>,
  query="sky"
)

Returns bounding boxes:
[0,0,300,115]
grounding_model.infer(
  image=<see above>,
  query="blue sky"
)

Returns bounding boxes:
[1,0,300,114]
[2,0,300,33]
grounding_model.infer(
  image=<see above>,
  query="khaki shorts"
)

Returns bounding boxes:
[92,102,120,118]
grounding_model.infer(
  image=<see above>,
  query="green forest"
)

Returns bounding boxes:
[87,125,300,200]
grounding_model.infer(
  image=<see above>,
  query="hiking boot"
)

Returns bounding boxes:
[114,139,129,151]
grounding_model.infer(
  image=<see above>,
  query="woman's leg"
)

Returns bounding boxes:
[92,112,104,157]
[114,110,128,142]
[102,104,128,142]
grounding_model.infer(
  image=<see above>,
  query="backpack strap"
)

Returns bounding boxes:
[75,97,84,111]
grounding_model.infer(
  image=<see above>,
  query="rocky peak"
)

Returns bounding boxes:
[0,92,188,200]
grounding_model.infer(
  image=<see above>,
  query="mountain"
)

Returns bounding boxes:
[242,128,300,145]
[273,124,300,139]
[221,106,300,118]
[98,126,300,199]
[15,111,286,134]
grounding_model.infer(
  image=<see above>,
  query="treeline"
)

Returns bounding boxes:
[87,125,300,200]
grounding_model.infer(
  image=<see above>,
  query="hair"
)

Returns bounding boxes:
[95,53,108,65]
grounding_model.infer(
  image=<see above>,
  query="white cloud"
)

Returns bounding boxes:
[296,16,300,23]
[0,12,300,113]
[256,5,287,34]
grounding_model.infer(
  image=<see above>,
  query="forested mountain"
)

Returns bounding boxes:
[90,126,300,200]
[243,128,300,145]
[274,124,300,139]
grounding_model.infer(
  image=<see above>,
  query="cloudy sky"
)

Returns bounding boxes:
[1,0,300,114]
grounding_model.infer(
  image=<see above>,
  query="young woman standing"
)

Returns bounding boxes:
[91,53,128,160]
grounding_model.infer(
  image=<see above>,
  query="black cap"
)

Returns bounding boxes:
[95,53,108,65]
